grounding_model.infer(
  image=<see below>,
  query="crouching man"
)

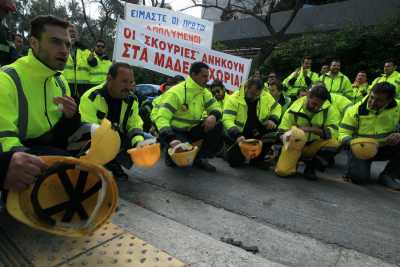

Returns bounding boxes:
[275,85,340,180]
[79,63,145,179]
[222,79,281,168]
[339,82,400,189]
[155,62,223,172]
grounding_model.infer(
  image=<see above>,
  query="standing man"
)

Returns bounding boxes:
[80,63,144,179]
[223,79,281,168]
[320,60,353,100]
[155,62,223,172]
[283,56,319,100]
[320,59,353,100]
[87,39,112,87]
[64,25,92,99]
[0,0,16,66]
[370,60,400,98]
[339,82,400,189]
[275,85,340,180]
[0,16,83,192]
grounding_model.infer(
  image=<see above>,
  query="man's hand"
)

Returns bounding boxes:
[299,126,323,136]
[54,96,77,119]
[4,152,47,192]
[385,133,400,146]
[236,136,245,143]
[169,139,182,148]
[203,115,217,132]
[264,120,277,130]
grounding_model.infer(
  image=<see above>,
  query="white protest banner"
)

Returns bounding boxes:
[113,19,252,91]
[124,3,214,48]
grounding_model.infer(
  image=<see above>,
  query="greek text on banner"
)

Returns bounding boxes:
[113,19,252,91]
[124,3,214,48]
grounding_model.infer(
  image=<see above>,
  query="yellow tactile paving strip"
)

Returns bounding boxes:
[0,214,186,267]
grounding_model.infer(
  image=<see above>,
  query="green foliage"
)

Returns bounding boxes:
[212,41,227,51]
[261,14,400,83]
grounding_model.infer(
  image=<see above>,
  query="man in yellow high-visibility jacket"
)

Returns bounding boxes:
[339,82,400,189]
[369,60,400,98]
[155,62,223,172]
[0,16,85,192]
[283,56,319,100]
[87,39,112,87]
[222,79,282,168]
[351,71,369,103]
[320,60,353,100]
[80,63,145,179]
[276,85,341,180]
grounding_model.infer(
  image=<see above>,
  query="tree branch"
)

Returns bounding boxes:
[80,0,97,41]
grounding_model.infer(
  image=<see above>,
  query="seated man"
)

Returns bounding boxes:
[320,59,353,100]
[339,82,400,189]
[0,16,84,192]
[209,79,228,111]
[275,85,340,180]
[155,62,223,172]
[369,59,400,98]
[268,82,291,112]
[79,63,144,178]
[223,79,282,168]
[351,71,369,103]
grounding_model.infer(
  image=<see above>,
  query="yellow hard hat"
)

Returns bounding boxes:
[350,137,379,160]
[128,138,161,168]
[6,156,119,238]
[168,143,199,167]
[238,139,263,160]
[81,119,121,165]
[283,126,307,151]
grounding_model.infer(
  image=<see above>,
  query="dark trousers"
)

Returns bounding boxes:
[162,122,224,164]
[346,144,400,183]
[225,137,272,167]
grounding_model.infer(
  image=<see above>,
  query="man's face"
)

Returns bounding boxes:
[68,26,78,44]
[367,92,390,111]
[330,61,341,74]
[211,86,225,101]
[30,25,71,71]
[191,68,209,87]
[269,84,280,100]
[355,72,367,83]
[108,67,135,99]
[253,70,261,80]
[384,62,396,75]
[268,73,277,85]
[14,35,23,49]
[302,59,312,70]
[95,41,105,55]
[306,95,324,113]
[245,85,261,101]
[321,65,329,74]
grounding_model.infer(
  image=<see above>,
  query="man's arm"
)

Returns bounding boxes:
[126,100,145,148]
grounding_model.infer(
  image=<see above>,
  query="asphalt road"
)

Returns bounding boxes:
[121,152,400,266]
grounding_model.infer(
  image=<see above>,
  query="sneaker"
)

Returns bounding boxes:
[304,166,318,181]
[194,158,217,172]
[379,174,400,190]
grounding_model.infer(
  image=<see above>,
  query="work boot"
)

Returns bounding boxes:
[379,174,400,190]
[194,158,217,172]
[107,162,128,181]
[303,166,318,181]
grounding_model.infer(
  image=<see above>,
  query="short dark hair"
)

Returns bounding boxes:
[174,75,185,83]
[96,39,105,45]
[309,84,330,102]
[303,55,312,62]
[247,79,263,91]
[210,79,225,89]
[108,62,132,79]
[331,59,341,64]
[30,15,70,39]
[371,82,396,99]
[384,59,397,65]
[189,62,209,75]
